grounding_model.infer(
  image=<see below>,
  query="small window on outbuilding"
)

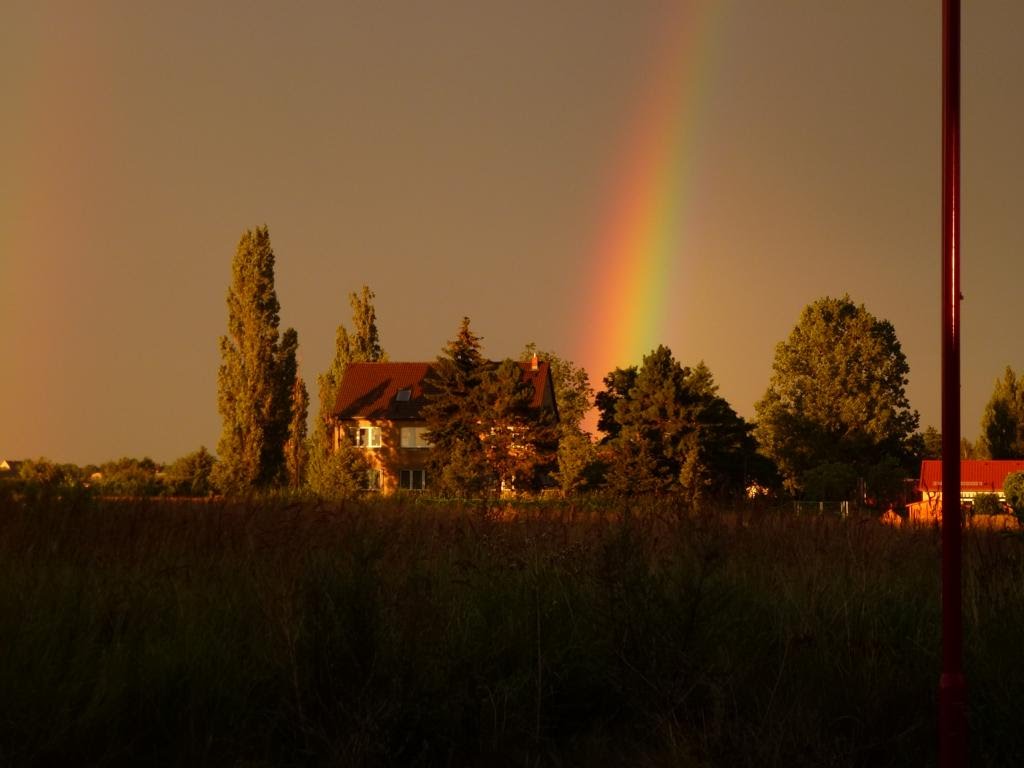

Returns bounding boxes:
[396,388,412,402]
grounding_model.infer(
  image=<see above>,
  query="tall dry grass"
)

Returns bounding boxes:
[0,494,1021,766]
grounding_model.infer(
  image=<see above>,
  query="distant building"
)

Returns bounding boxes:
[908,459,1024,523]
[0,459,23,475]
[332,358,557,494]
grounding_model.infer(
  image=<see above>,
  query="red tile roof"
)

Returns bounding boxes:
[334,360,555,420]
[334,362,435,420]
[919,460,1024,494]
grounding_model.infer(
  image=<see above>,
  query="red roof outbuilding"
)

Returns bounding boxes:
[918,459,1024,495]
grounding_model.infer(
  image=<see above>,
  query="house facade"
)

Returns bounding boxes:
[332,358,557,494]
[908,459,1024,522]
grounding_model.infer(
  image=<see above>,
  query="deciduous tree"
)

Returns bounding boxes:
[520,343,596,493]
[97,457,162,497]
[165,447,216,497]
[285,374,309,489]
[1003,471,1024,521]
[754,295,919,492]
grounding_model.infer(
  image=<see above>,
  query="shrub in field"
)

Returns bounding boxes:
[96,456,163,497]
[972,493,1004,516]
[1003,471,1024,520]
[163,447,216,496]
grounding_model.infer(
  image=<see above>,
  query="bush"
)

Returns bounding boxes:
[973,493,1004,516]
[1004,471,1024,520]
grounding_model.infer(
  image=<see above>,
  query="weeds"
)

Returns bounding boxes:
[0,496,1020,766]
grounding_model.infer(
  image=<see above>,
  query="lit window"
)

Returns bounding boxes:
[363,469,382,491]
[354,426,382,448]
[400,469,426,491]
[400,426,431,449]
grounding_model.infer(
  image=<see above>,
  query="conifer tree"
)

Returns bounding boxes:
[980,366,1024,458]
[306,286,384,496]
[213,226,298,494]
[475,359,559,493]
[422,318,491,496]
[599,347,756,501]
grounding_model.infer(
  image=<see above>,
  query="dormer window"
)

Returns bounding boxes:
[395,388,412,402]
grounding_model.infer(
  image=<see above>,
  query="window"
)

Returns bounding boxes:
[363,469,382,491]
[395,388,412,402]
[400,469,426,491]
[400,426,431,449]
[354,426,382,448]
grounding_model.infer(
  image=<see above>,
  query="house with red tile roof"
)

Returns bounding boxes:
[332,357,557,494]
[908,459,1024,523]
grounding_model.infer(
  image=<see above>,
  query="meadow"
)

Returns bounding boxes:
[1,494,1022,767]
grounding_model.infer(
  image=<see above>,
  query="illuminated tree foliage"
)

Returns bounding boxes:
[476,359,559,493]
[164,447,216,497]
[1003,471,1024,520]
[285,374,309,489]
[213,226,300,493]
[754,295,919,492]
[521,343,596,493]
[306,285,384,497]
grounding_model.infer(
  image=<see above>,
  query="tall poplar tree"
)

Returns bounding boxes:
[306,286,385,496]
[285,374,309,489]
[213,226,298,493]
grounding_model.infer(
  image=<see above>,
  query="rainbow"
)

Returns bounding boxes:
[0,6,113,454]
[576,2,725,392]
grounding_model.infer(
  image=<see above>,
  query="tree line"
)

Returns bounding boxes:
[9,225,1024,505]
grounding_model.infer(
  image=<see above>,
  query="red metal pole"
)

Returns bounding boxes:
[940,0,967,765]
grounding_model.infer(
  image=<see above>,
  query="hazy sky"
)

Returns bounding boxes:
[3,1,1023,465]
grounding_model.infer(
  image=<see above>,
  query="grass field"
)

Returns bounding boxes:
[1,494,1022,766]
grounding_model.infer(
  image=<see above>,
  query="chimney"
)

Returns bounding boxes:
[530,352,539,371]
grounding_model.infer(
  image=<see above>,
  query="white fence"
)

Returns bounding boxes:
[793,500,850,518]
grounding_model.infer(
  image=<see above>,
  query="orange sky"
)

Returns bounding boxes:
[2,1,1023,464]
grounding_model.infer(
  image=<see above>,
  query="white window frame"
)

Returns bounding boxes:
[354,426,382,449]
[400,426,431,449]
[399,468,426,491]
[363,469,382,491]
